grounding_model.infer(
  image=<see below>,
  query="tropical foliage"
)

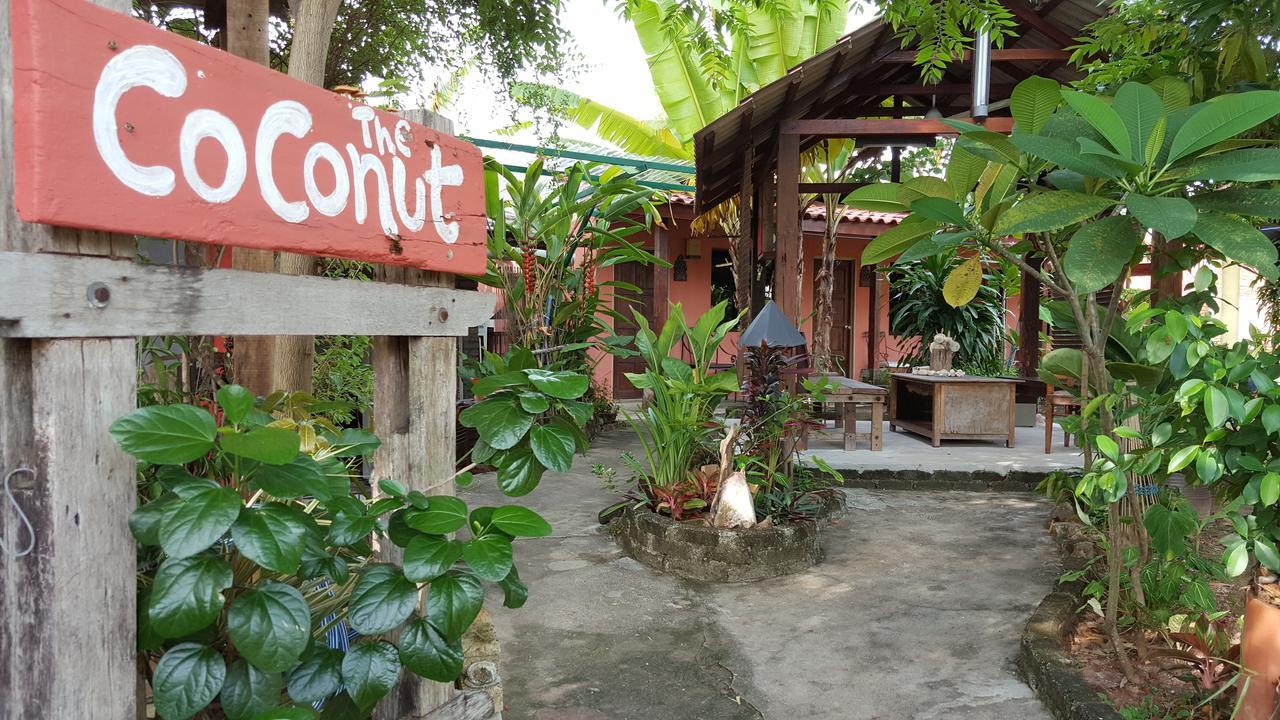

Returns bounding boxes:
[850,74,1280,682]
[887,250,1013,374]
[477,159,665,371]
[514,0,850,159]
[117,388,550,719]
[620,302,741,519]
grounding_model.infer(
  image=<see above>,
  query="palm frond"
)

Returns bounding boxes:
[510,82,694,160]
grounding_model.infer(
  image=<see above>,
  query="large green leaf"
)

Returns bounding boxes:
[340,642,402,711]
[843,182,905,212]
[153,643,226,720]
[399,617,464,682]
[217,385,255,426]
[993,191,1116,236]
[220,660,285,720]
[1205,386,1230,428]
[945,145,988,197]
[1144,503,1198,560]
[462,535,514,581]
[109,405,217,464]
[404,535,464,583]
[909,197,967,226]
[1113,82,1166,165]
[232,505,310,574]
[1168,91,1280,163]
[250,455,332,500]
[1010,76,1060,134]
[1150,76,1192,112]
[426,571,485,641]
[498,566,529,609]
[221,427,300,465]
[1190,188,1280,219]
[405,496,469,534]
[458,397,533,450]
[524,369,589,399]
[160,485,242,559]
[529,421,576,473]
[1183,149,1280,182]
[286,647,343,704]
[347,564,418,636]
[629,0,725,139]
[491,506,553,537]
[1061,90,1132,160]
[494,446,547,496]
[1061,216,1140,294]
[894,231,973,266]
[149,555,233,638]
[1194,212,1279,279]
[897,176,954,206]
[227,581,311,672]
[470,370,531,397]
[1125,194,1197,239]
[860,218,938,265]
[1010,132,1127,179]
[131,494,180,546]
[509,82,693,160]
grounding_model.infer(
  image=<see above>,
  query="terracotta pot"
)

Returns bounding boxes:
[1240,589,1280,719]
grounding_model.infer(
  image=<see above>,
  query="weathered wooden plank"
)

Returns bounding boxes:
[2,0,139,715]
[405,690,497,720]
[774,132,801,324]
[10,0,487,273]
[0,252,495,337]
[780,117,1016,136]
[373,108,458,720]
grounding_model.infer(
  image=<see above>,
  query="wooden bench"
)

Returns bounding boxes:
[815,374,888,451]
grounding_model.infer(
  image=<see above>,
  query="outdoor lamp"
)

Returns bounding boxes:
[739,300,806,348]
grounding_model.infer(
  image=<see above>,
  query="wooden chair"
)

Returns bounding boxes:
[1044,381,1081,454]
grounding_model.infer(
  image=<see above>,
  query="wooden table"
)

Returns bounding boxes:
[817,374,888,451]
[889,374,1017,448]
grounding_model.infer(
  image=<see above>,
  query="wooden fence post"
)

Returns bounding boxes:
[372,108,460,720]
[0,1,138,717]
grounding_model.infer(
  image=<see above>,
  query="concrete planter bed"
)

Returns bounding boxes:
[1017,582,1123,720]
[609,490,847,583]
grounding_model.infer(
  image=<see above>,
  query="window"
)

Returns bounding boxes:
[710,249,738,317]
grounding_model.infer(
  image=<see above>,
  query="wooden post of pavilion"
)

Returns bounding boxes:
[774,132,801,325]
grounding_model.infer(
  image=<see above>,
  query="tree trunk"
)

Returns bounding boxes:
[811,196,838,373]
[269,0,343,394]
[225,0,277,395]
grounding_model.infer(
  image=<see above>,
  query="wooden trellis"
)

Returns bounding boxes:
[0,0,495,717]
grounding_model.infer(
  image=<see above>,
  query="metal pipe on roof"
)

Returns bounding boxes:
[972,25,992,120]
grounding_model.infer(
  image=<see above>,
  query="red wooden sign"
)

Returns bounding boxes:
[10,0,486,273]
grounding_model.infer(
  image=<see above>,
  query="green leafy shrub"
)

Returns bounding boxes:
[114,386,551,719]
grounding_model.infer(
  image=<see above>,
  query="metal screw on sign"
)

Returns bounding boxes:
[86,282,111,308]
[438,308,450,323]
[447,249,454,260]
[107,40,118,51]
[123,123,134,133]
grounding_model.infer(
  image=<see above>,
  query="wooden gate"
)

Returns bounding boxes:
[0,1,497,717]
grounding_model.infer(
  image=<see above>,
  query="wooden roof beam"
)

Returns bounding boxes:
[781,117,1015,137]
[879,48,1070,63]
[1001,0,1077,49]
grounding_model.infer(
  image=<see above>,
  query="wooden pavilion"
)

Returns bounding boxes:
[691,0,1110,380]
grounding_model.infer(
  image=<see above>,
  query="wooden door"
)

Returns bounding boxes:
[814,259,855,375]
[613,261,655,399]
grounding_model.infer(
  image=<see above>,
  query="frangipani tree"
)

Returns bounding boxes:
[850,75,1280,678]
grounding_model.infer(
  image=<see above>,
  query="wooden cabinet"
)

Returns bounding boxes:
[889,375,1017,448]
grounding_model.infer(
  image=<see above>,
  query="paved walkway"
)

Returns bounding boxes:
[460,430,1059,720]
[802,421,1084,477]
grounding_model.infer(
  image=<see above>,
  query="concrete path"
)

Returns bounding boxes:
[802,421,1084,477]
[460,430,1059,720]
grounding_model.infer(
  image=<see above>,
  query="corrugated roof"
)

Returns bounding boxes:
[693,0,1112,213]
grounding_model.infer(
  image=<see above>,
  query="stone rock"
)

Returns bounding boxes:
[462,607,503,710]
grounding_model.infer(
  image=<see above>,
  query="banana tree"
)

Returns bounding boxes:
[849,75,1280,679]
[514,0,849,327]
